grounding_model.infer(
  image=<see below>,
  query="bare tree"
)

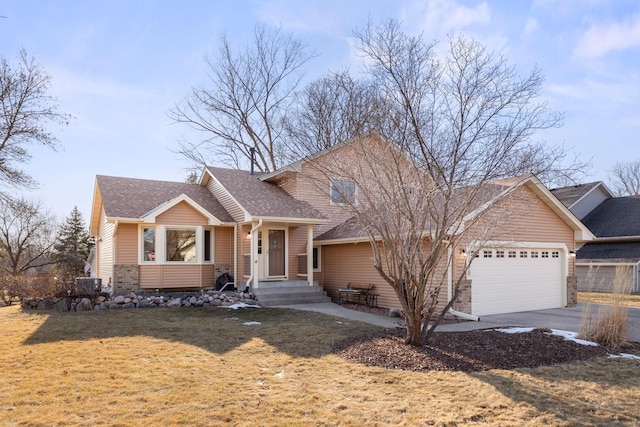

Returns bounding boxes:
[310,22,564,346]
[608,159,640,196]
[0,49,71,193]
[0,197,57,276]
[170,25,315,173]
[282,69,382,163]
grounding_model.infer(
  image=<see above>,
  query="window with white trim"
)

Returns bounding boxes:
[166,228,197,262]
[531,251,539,258]
[483,250,493,258]
[552,251,559,258]
[330,178,356,205]
[508,251,516,258]
[541,251,549,258]
[143,227,156,262]
[520,251,528,258]
[496,250,505,258]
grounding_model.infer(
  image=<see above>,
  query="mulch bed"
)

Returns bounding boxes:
[334,302,640,372]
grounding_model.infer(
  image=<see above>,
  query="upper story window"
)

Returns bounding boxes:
[330,178,357,205]
[166,228,197,262]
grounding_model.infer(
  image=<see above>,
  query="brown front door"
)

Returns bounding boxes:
[268,229,285,277]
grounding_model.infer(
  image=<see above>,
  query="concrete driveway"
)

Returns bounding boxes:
[438,303,640,342]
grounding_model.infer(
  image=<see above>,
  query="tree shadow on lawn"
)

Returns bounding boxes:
[21,306,382,358]
[471,359,640,426]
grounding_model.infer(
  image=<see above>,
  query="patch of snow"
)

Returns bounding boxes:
[225,302,261,310]
[609,353,640,360]
[273,371,285,378]
[223,317,239,321]
[496,327,599,346]
[496,327,534,334]
[243,321,261,326]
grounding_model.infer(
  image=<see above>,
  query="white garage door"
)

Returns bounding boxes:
[469,248,564,316]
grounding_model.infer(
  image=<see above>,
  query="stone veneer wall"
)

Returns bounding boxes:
[214,263,232,279]
[113,264,139,295]
[566,275,577,307]
[452,279,472,314]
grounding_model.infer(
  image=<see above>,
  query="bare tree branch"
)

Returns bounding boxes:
[609,159,640,196]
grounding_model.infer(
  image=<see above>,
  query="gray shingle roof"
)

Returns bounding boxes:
[96,175,234,222]
[550,182,601,208]
[577,241,640,261]
[206,167,326,221]
[581,196,640,237]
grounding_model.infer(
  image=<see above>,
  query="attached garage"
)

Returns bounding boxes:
[468,247,566,316]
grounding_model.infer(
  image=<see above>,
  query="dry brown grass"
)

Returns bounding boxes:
[579,291,640,308]
[1,305,639,426]
[580,266,633,350]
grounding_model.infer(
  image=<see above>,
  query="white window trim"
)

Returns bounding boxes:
[139,225,214,265]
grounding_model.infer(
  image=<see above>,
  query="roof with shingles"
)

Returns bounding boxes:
[577,241,640,261]
[96,175,234,222]
[581,196,640,237]
[550,182,601,208]
[205,167,326,221]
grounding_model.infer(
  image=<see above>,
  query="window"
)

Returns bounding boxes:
[166,228,197,262]
[483,250,493,258]
[330,179,356,205]
[531,251,539,258]
[552,251,559,258]
[541,251,549,258]
[204,229,212,262]
[496,250,505,258]
[520,251,528,258]
[143,228,156,261]
[313,247,320,271]
[508,251,516,258]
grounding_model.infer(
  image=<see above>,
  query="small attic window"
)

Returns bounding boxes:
[330,179,356,205]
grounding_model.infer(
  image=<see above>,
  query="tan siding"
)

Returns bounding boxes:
[116,223,138,264]
[207,177,246,222]
[97,208,114,284]
[273,172,299,198]
[215,227,234,264]
[157,201,208,225]
[139,264,206,289]
[288,226,307,278]
[322,242,401,309]
[202,264,215,288]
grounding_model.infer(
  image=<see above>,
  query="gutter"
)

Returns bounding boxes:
[245,219,263,290]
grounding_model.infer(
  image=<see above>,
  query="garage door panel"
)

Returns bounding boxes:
[470,248,563,316]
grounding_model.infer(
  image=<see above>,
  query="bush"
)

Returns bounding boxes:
[0,271,67,306]
[580,266,632,350]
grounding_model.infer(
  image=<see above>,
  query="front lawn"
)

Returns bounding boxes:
[579,291,640,308]
[1,305,639,426]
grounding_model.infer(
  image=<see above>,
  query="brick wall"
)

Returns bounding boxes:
[453,279,472,314]
[566,275,577,307]
[113,264,139,295]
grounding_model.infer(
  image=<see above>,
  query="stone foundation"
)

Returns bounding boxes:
[113,264,139,295]
[214,263,233,279]
[566,275,577,307]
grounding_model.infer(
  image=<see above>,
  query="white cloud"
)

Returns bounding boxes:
[401,0,491,36]
[574,14,640,59]
[524,17,539,37]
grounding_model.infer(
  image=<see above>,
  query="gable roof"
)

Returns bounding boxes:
[93,175,234,225]
[315,175,594,244]
[581,196,640,237]
[550,182,603,208]
[205,167,326,222]
[577,241,640,262]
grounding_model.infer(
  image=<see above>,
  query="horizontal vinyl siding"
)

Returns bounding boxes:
[98,209,114,283]
[322,242,401,309]
[215,227,234,264]
[116,223,138,264]
[139,264,206,289]
[157,201,208,226]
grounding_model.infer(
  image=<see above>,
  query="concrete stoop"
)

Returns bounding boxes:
[252,280,331,306]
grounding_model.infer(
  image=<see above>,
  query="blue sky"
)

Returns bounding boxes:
[1,0,640,223]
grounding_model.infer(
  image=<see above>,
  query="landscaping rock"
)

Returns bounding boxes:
[37,298,55,310]
[113,295,125,304]
[76,298,93,311]
[55,299,70,312]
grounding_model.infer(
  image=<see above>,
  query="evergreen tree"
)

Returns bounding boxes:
[54,206,94,279]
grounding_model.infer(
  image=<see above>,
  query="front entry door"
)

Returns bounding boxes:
[268,229,285,277]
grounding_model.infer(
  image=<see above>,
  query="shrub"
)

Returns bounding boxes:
[579,266,632,350]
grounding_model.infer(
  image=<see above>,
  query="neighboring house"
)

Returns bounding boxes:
[90,135,593,316]
[552,182,640,293]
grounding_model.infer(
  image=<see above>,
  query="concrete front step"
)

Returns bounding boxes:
[253,284,331,306]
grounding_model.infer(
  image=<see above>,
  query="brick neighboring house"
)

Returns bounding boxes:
[90,134,593,315]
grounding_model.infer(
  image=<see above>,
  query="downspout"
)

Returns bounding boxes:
[447,243,480,322]
[246,219,263,291]
[233,224,238,291]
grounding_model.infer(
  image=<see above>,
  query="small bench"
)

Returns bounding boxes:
[338,283,377,306]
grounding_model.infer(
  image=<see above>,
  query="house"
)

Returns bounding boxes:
[552,182,640,293]
[90,135,593,315]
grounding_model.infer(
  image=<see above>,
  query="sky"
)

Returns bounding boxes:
[1,0,640,224]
